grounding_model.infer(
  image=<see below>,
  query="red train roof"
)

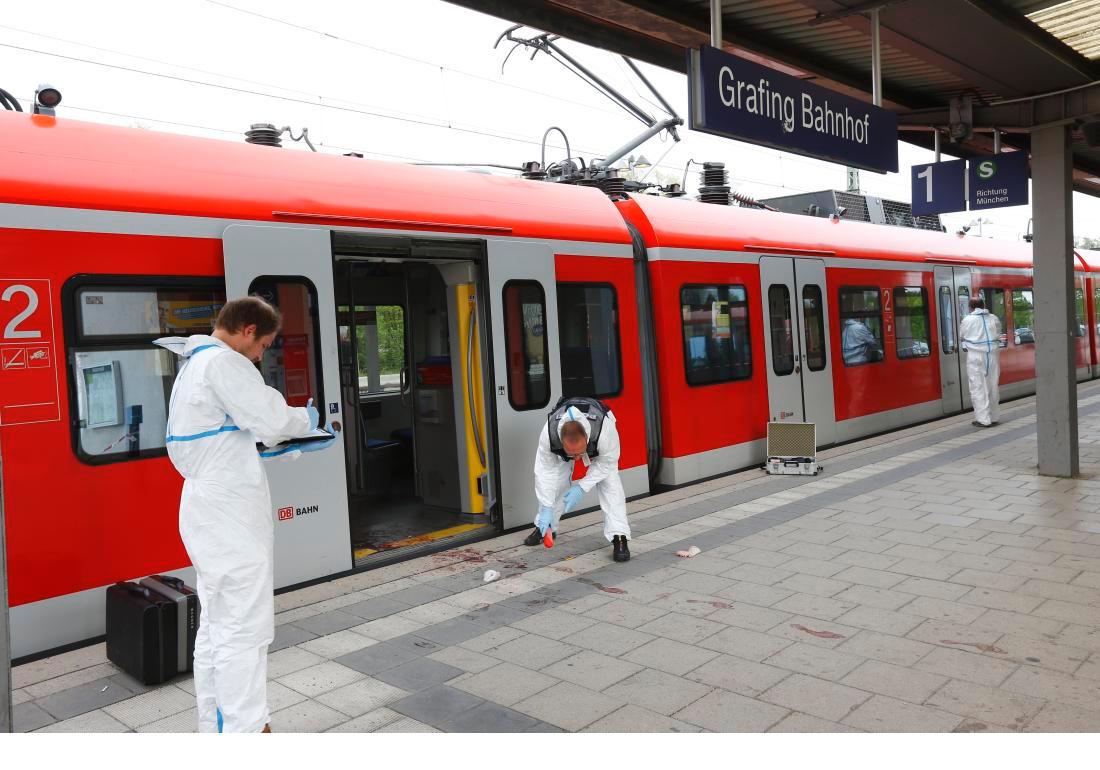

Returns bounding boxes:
[621,191,1049,270]
[0,112,631,244]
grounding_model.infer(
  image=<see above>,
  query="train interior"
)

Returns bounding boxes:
[333,250,495,566]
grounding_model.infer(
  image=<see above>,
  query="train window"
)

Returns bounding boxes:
[249,278,324,410]
[338,305,407,396]
[838,287,884,366]
[894,287,931,360]
[802,285,826,372]
[768,284,795,376]
[680,284,752,386]
[1075,287,1086,337]
[503,280,550,410]
[66,277,226,465]
[557,283,622,399]
[76,286,225,339]
[980,287,1008,347]
[1012,288,1035,345]
[939,286,957,354]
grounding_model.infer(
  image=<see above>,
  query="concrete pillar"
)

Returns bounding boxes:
[1031,123,1078,477]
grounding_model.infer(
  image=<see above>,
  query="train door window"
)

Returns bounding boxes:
[980,287,1008,347]
[957,285,971,323]
[1095,284,1100,339]
[503,280,550,409]
[802,285,826,372]
[1075,287,1086,337]
[837,287,884,366]
[342,305,406,395]
[67,280,226,464]
[557,283,622,399]
[249,279,323,409]
[680,284,752,385]
[894,286,931,360]
[767,285,795,376]
[939,286,957,353]
[1012,288,1035,345]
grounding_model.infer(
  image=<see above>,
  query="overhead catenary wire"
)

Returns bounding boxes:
[0,23,865,178]
[0,41,598,154]
[197,1,623,118]
[0,25,855,199]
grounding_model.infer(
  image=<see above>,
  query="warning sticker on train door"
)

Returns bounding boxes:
[0,279,61,425]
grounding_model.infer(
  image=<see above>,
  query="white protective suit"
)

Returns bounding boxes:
[532,404,630,541]
[155,334,313,733]
[959,308,1002,426]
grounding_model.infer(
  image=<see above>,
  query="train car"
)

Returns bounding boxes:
[0,110,1094,659]
[616,194,1091,486]
[0,112,649,658]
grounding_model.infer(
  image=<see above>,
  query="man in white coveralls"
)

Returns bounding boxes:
[156,296,333,733]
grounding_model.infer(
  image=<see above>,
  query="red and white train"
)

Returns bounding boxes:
[1,111,1094,659]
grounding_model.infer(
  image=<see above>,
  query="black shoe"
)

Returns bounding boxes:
[524,528,547,547]
[612,535,630,562]
[971,421,990,428]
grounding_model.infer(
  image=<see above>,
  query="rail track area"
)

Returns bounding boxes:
[13,383,1100,732]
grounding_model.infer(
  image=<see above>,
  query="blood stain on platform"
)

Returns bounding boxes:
[577,577,626,594]
[687,599,732,610]
[791,623,845,639]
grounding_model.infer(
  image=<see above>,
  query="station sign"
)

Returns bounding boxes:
[688,45,899,173]
[969,152,1029,211]
[911,152,1029,215]
[911,159,967,216]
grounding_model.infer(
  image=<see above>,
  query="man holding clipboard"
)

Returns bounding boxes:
[156,296,334,733]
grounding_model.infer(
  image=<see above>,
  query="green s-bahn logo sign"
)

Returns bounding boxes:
[976,159,998,180]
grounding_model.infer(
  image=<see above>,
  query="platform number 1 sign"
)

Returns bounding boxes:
[911,158,967,216]
[0,279,60,425]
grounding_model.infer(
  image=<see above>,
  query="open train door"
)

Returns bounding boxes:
[222,224,353,586]
[486,240,562,530]
[759,256,837,446]
[934,265,973,414]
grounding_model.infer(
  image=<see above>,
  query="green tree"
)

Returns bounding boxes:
[355,306,405,377]
[376,306,405,375]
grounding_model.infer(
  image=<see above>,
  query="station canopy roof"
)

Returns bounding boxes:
[449,0,1100,196]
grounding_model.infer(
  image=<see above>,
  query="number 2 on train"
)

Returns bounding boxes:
[2,283,43,339]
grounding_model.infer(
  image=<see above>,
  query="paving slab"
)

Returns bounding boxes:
[20,387,1100,733]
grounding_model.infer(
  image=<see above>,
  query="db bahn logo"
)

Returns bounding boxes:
[278,504,319,521]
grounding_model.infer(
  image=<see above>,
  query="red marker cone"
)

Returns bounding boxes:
[543,530,554,548]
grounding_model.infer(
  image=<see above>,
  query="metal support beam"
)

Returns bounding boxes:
[899,80,1100,129]
[710,0,722,48]
[993,129,1001,154]
[1032,123,1079,478]
[1,434,11,734]
[934,129,941,162]
[870,9,882,107]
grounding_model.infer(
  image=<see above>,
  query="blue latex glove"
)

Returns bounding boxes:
[305,398,320,431]
[562,484,583,513]
[535,505,554,535]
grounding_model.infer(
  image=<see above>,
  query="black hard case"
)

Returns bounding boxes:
[139,575,200,675]
[105,581,179,685]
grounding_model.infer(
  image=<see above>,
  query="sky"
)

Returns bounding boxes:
[2,0,1098,243]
